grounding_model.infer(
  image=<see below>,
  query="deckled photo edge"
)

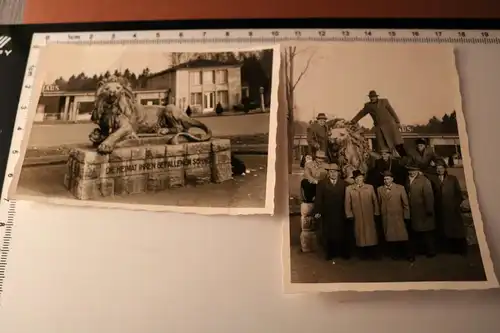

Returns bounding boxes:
[8,42,280,215]
[451,46,499,286]
[7,44,51,200]
[264,44,281,215]
[281,42,498,293]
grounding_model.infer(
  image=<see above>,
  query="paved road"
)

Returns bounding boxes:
[16,155,268,209]
[27,113,271,148]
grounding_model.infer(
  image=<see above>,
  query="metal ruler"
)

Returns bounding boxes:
[1,27,499,299]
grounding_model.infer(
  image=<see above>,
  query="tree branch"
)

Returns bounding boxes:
[292,50,316,91]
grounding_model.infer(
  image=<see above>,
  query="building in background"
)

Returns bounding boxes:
[293,132,462,166]
[36,59,245,122]
[144,59,243,113]
[35,84,166,122]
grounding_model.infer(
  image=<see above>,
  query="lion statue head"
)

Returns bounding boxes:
[324,117,376,181]
[92,75,139,124]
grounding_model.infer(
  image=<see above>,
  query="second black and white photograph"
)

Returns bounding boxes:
[282,41,497,292]
[8,43,280,215]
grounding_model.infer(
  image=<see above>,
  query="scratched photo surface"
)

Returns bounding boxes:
[282,42,497,292]
[8,42,280,215]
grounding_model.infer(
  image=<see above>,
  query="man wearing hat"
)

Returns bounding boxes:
[405,163,437,258]
[377,170,414,261]
[301,150,328,203]
[307,113,329,159]
[349,90,407,158]
[428,160,468,256]
[345,169,381,259]
[313,163,352,260]
[407,138,442,177]
[367,148,407,189]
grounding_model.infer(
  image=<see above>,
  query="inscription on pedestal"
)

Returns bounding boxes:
[64,138,233,200]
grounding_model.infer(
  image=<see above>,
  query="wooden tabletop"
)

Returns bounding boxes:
[21,0,500,24]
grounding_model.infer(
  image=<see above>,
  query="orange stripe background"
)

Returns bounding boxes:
[23,0,500,24]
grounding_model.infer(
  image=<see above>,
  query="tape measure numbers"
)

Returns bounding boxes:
[1,27,500,301]
[28,29,500,44]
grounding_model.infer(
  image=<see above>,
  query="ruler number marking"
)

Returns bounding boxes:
[179,32,183,38]
[458,32,466,37]
[364,31,372,36]
[412,31,420,37]
[225,32,230,37]
[388,31,396,37]
[271,31,279,37]
[435,31,442,37]
[481,32,489,37]
[341,31,349,37]
[294,31,301,37]
[318,30,326,37]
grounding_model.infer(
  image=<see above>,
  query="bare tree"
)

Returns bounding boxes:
[283,46,315,174]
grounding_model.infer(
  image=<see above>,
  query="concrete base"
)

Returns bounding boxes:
[63,138,232,200]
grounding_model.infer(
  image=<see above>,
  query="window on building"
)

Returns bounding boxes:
[217,90,229,107]
[140,99,161,106]
[190,71,202,85]
[216,70,228,84]
[190,92,202,105]
[203,70,215,84]
[78,102,94,114]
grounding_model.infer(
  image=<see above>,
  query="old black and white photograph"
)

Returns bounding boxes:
[8,43,279,215]
[282,42,497,292]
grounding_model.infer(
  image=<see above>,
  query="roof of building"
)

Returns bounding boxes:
[148,58,242,78]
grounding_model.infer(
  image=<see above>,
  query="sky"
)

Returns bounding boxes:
[40,44,268,83]
[286,42,462,127]
[42,45,173,83]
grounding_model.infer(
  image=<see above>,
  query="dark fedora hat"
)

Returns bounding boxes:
[316,113,327,120]
[405,163,420,171]
[381,170,394,178]
[415,138,427,146]
[435,159,447,167]
[352,169,364,179]
[368,90,379,97]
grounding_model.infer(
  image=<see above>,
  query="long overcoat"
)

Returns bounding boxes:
[351,98,403,151]
[345,183,380,247]
[429,173,466,239]
[406,174,435,232]
[377,184,410,242]
[313,178,348,244]
[307,122,329,156]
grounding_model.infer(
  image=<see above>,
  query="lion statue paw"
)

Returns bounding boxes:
[157,128,170,136]
[97,142,114,155]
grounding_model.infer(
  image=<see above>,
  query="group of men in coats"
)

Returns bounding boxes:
[302,90,468,262]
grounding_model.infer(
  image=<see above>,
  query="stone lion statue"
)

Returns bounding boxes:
[324,118,378,183]
[89,75,212,154]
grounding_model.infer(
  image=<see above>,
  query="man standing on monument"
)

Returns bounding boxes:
[349,90,407,158]
[307,113,329,160]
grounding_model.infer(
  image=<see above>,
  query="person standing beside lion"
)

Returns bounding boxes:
[349,90,407,158]
[307,113,329,160]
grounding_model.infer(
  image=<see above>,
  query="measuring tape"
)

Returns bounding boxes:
[1,27,499,299]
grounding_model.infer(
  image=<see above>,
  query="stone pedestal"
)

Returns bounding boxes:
[64,138,232,200]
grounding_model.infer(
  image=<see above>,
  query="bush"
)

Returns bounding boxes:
[185,105,192,117]
[215,102,224,115]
